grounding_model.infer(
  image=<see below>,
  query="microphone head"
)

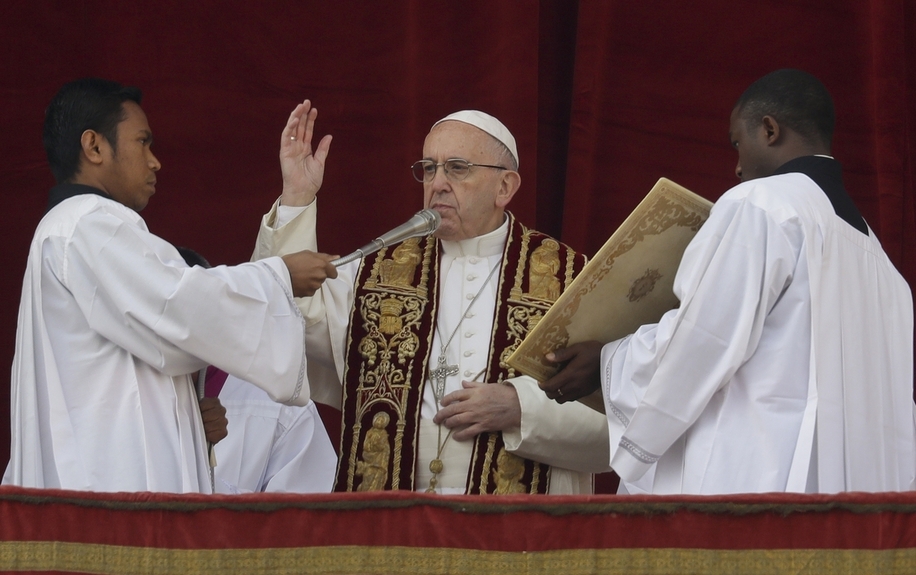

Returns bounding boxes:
[374,208,443,249]
[414,209,441,234]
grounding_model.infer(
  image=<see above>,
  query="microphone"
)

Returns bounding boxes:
[330,209,441,266]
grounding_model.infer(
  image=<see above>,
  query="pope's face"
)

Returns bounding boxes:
[729,106,778,182]
[102,101,161,212]
[421,121,514,242]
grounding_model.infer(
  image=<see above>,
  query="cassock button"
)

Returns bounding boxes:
[467,274,477,281]
[469,257,478,264]
[465,293,474,300]
[463,351,474,357]
[464,332,474,337]
[465,311,475,318]
[464,370,473,377]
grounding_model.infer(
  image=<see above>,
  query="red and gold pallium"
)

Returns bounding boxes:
[334,213,586,494]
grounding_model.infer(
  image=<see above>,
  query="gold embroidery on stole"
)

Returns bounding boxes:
[478,434,499,493]
[379,237,422,288]
[342,215,581,494]
[345,240,435,491]
[355,412,390,491]
[500,228,562,380]
[527,239,562,300]
[492,448,527,494]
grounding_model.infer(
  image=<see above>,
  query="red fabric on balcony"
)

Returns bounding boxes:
[2,486,916,574]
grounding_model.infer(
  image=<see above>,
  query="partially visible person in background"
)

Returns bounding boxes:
[179,247,336,494]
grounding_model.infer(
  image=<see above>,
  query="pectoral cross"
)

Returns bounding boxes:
[429,354,459,400]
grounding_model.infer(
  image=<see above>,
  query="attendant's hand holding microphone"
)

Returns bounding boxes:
[282,209,441,297]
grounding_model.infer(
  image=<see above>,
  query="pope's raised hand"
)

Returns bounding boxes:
[280,99,333,207]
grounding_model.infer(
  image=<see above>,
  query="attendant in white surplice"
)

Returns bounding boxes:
[256,102,611,494]
[4,78,338,493]
[543,69,916,494]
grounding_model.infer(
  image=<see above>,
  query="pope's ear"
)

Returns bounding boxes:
[495,170,521,208]
[79,129,107,166]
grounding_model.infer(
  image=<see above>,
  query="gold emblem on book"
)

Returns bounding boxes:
[628,269,662,303]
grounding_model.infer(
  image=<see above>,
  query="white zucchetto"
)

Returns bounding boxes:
[432,110,518,168]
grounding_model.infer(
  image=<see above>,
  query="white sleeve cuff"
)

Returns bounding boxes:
[276,203,310,228]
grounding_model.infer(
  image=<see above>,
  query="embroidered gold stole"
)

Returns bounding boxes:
[334,213,586,493]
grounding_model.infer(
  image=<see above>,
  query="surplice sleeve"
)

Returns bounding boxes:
[253,198,357,408]
[62,204,310,405]
[601,192,801,483]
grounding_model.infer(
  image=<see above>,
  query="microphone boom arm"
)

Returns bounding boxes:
[330,209,441,267]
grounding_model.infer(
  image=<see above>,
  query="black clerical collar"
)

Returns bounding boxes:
[46,183,112,214]
[772,156,868,235]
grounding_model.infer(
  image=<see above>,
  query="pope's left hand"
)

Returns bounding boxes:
[434,381,522,441]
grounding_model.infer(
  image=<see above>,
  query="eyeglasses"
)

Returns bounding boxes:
[410,158,507,183]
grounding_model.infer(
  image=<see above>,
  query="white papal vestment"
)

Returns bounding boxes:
[255,200,611,494]
[601,171,915,494]
[5,194,309,493]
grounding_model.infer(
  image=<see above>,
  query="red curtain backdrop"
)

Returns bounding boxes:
[0,1,913,471]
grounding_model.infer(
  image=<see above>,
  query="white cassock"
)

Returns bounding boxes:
[212,375,336,494]
[601,172,916,494]
[4,194,309,493]
[255,200,611,494]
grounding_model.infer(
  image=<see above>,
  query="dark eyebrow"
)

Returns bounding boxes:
[140,129,153,144]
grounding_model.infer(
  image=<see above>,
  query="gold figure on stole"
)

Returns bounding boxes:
[356,412,391,491]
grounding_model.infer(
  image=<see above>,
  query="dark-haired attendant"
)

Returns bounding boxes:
[543,69,915,494]
[3,78,338,493]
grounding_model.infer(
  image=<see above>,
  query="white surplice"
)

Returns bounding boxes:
[4,194,309,493]
[255,200,611,494]
[213,375,336,494]
[601,172,915,494]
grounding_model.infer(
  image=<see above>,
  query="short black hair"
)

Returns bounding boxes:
[734,69,835,148]
[43,78,143,183]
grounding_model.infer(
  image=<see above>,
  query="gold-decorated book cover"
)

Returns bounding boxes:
[506,177,713,383]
